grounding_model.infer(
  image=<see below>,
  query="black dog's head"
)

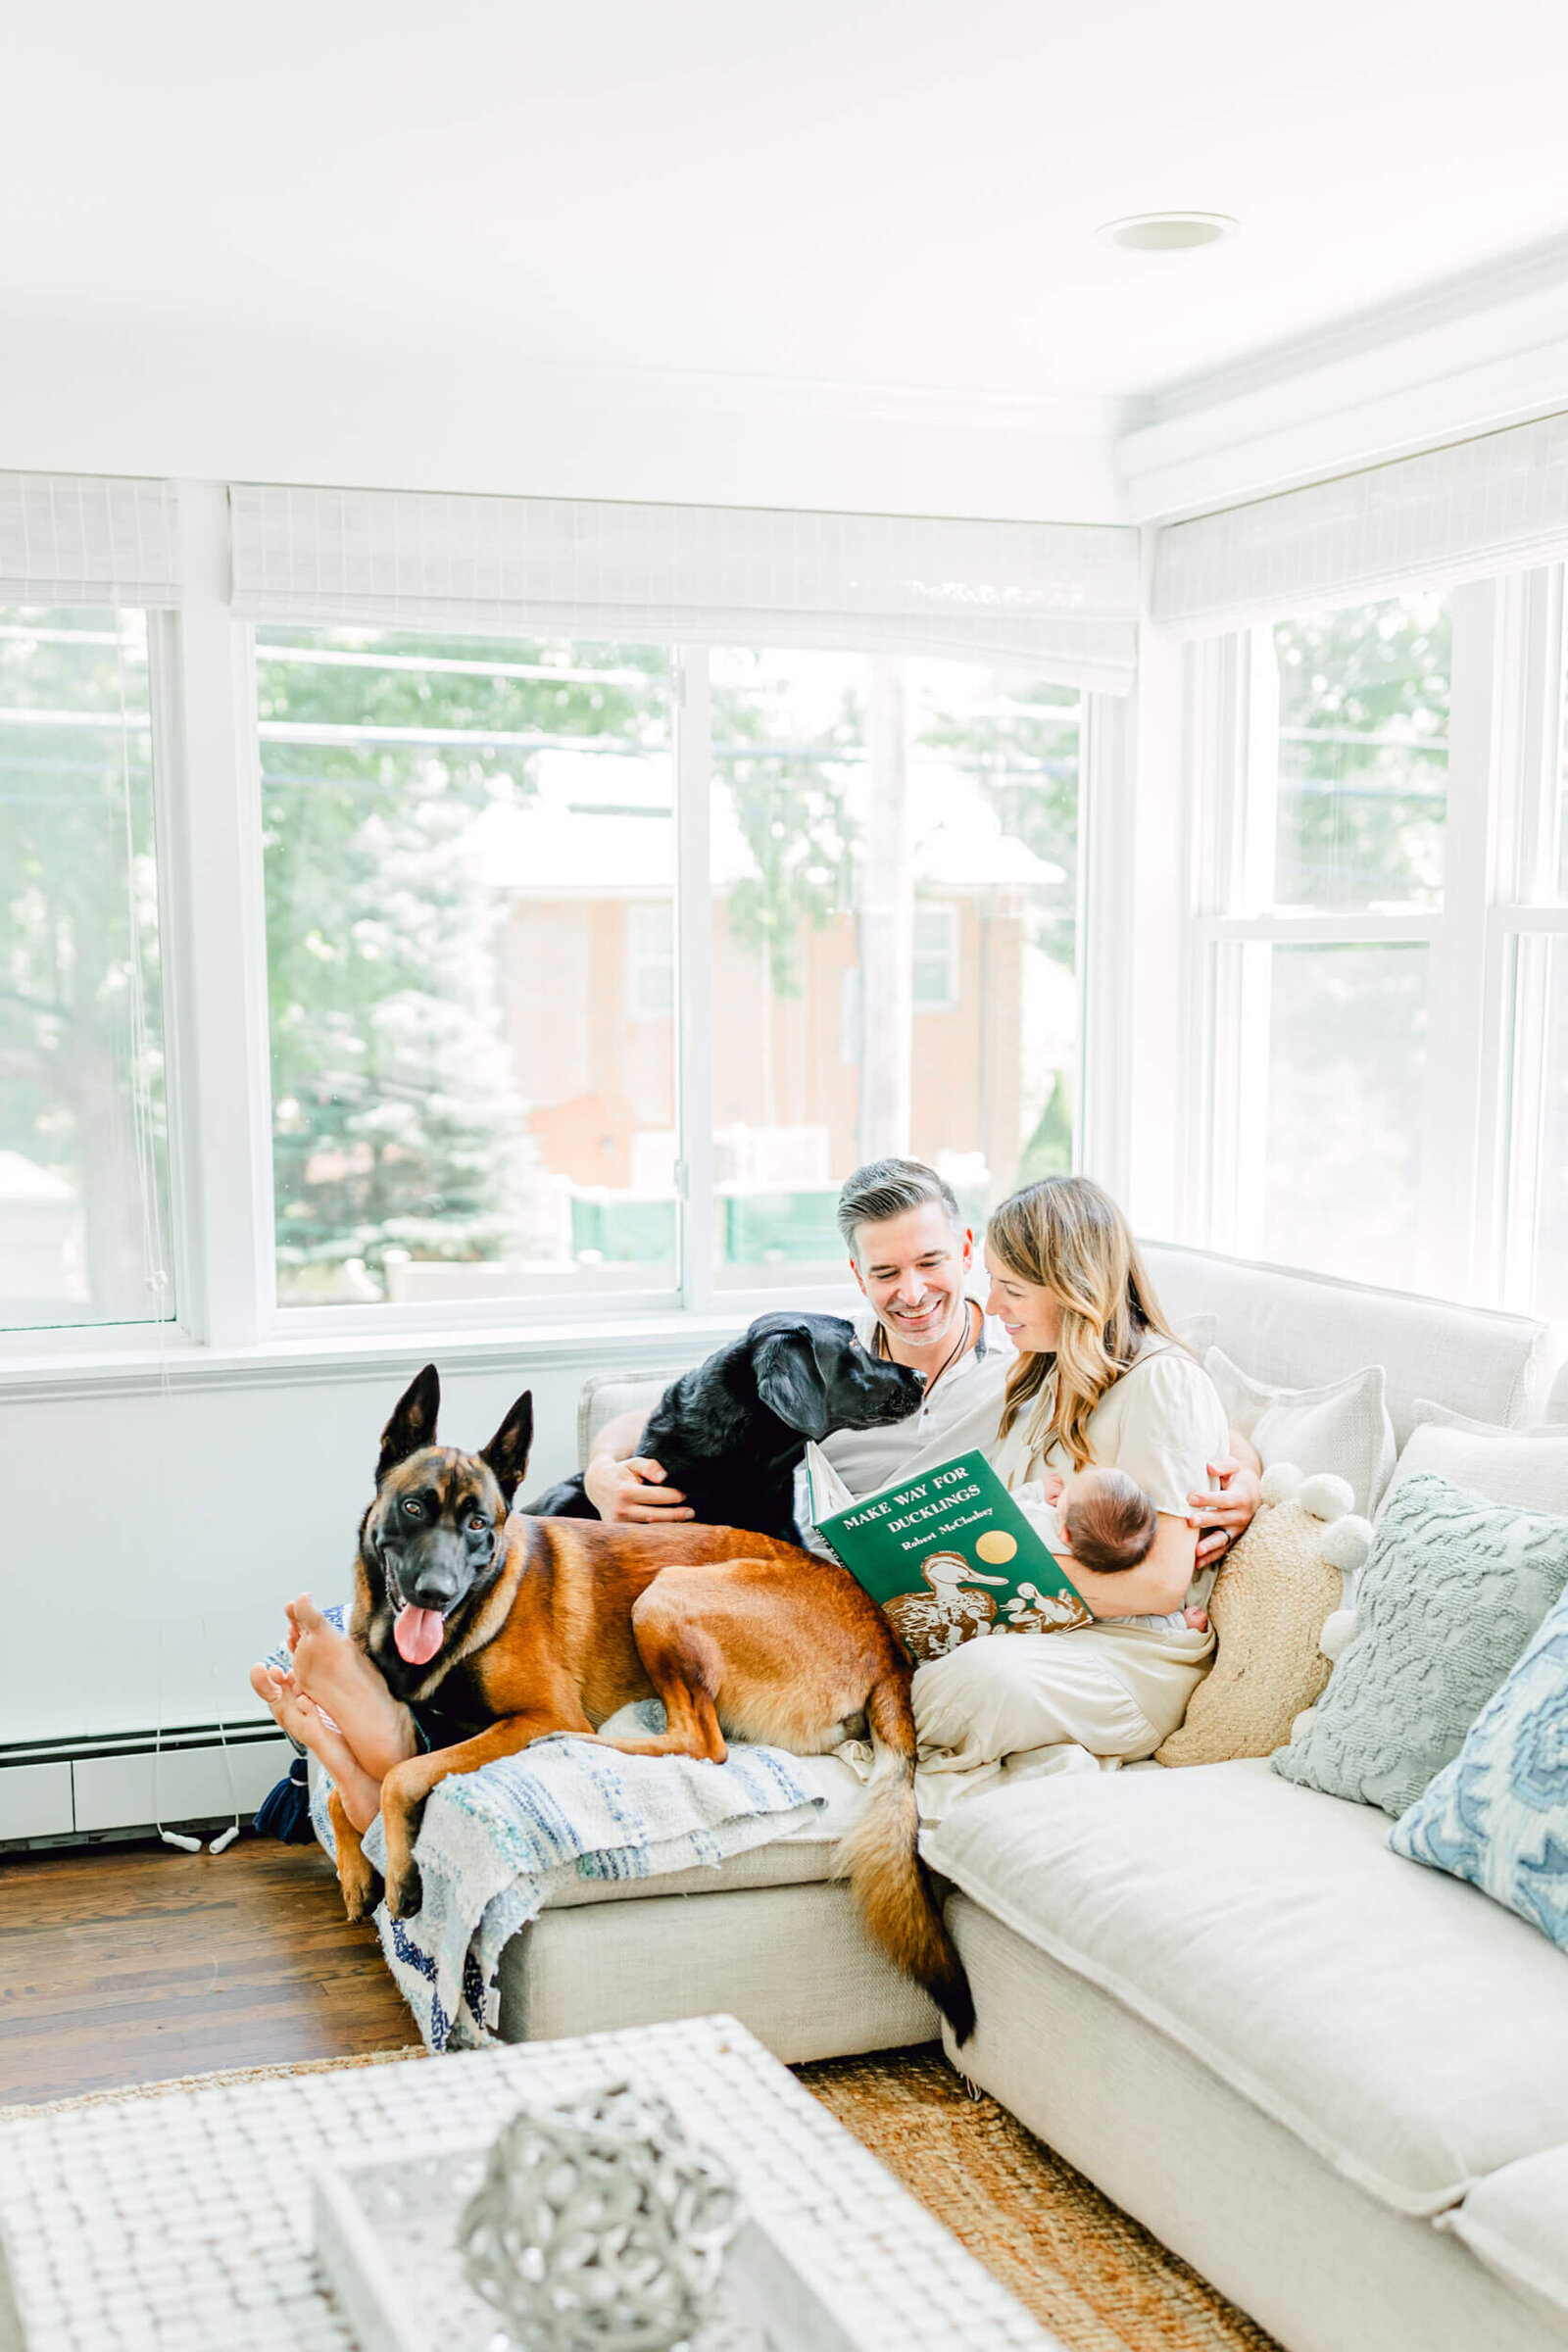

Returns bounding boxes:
[361,1365,533,1672]
[746,1311,924,1442]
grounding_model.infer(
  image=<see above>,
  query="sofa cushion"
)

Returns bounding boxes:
[1272,1471,1568,1818]
[1204,1347,1396,1517]
[1438,2146,1568,2332]
[1384,1400,1568,1517]
[921,1757,1568,2215]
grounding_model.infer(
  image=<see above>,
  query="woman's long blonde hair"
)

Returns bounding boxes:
[991,1176,1180,1469]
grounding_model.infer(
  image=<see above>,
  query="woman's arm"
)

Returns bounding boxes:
[1063,1511,1198,1619]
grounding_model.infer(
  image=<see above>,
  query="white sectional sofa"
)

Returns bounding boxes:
[490,1245,1568,2352]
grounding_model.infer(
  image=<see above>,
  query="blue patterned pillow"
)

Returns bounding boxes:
[1391,1586,1568,1950]
[1272,1472,1568,1816]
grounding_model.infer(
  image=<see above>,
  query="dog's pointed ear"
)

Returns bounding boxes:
[480,1391,534,1503]
[377,1364,440,1485]
[755,1330,830,1441]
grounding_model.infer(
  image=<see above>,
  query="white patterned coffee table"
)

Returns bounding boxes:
[0,2015,1059,2352]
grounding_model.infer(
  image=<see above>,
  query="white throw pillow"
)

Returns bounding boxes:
[1380,1399,1568,1519]
[1204,1347,1396,1519]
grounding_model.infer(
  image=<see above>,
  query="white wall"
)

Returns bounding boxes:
[0,1348,651,1747]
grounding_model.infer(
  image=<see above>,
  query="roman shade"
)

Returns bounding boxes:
[228,483,1141,691]
[0,472,182,607]
[1152,407,1568,633]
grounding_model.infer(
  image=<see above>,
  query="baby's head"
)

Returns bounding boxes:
[1061,1465,1158,1575]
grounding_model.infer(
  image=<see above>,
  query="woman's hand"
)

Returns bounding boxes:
[1188,1450,1263,1568]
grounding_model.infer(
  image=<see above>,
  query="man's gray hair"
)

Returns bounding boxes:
[836,1157,964,1260]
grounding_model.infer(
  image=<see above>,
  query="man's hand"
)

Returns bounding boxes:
[1188,1454,1262,1569]
[582,1453,694,1525]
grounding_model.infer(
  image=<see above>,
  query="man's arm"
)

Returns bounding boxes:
[581,1407,695,1524]
[1187,1429,1263,1568]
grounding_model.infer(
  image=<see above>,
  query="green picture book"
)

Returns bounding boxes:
[809,1446,1092,1661]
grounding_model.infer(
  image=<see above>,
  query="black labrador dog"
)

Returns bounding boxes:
[523,1311,925,1544]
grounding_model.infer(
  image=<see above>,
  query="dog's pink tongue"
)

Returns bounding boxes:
[393,1604,445,1666]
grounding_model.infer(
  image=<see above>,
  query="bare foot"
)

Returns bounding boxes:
[284,1593,419,1780]
[248,1662,384,1833]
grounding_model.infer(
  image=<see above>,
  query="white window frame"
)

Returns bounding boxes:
[0,515,1106,1383]
[1169,569,1567,1309]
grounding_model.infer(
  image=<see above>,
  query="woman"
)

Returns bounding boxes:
[909,1174,1233,1786]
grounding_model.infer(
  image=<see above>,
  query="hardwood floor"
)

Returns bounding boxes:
[0,1833,416,2106]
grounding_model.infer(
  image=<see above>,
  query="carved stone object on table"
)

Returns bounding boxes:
[457,2077,743,2352]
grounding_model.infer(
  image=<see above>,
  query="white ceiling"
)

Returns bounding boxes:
[4,0,1568,413]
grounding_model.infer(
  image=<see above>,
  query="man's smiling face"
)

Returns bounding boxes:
[850,1200,973,1356]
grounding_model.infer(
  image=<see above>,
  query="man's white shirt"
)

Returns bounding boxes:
[793,1297,1012,1555]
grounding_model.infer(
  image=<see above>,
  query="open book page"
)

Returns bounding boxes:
[805,1442,1092,1660]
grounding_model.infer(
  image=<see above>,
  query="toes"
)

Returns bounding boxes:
[289,1593,328,1637]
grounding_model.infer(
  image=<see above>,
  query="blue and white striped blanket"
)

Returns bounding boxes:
[308,1699,822,2052]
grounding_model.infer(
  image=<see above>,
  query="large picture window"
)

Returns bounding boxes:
[0,607,172,1332]
[259,629,678,1307]
[257,632,1082,1311]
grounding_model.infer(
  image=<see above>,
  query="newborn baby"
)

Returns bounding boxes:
[1039,1465,1209,1632]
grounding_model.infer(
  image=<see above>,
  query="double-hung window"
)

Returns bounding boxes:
[0,605,172,1331]
[0,474,183,1344]
[1187,594,1450,1291]
[1157,403,1568,1326]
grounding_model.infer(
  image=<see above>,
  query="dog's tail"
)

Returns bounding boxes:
[837,1673,975,2044]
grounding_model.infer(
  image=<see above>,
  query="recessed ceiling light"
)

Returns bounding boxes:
[1096,212,1238,253]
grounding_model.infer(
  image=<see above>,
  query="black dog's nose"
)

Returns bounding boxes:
[410,1565,461,1607]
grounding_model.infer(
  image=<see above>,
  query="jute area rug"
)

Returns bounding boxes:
[2,2043,1281,2352]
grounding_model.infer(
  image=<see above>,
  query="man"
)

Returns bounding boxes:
[585,1157,1259,1564]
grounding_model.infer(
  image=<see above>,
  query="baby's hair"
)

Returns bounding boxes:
[1063,1466,1158,1575]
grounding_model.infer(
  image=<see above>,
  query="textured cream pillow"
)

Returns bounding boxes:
[1156,1498,1343,1768]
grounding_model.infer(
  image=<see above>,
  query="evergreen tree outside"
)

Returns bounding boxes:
[259,628,671,1301]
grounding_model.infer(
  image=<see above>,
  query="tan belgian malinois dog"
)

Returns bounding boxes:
[330,1364,973,2039]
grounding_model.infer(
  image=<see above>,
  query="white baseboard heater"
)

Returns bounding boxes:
[0,1722,295,1847]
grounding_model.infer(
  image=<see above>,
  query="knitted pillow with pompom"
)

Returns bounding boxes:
[1156,1474,1372,1768]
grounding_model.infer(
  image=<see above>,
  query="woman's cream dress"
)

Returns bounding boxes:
[906,1344,1228,1809]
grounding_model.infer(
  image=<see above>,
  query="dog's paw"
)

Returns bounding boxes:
[386,1861,424,1920]
[342,1866,384,1924]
